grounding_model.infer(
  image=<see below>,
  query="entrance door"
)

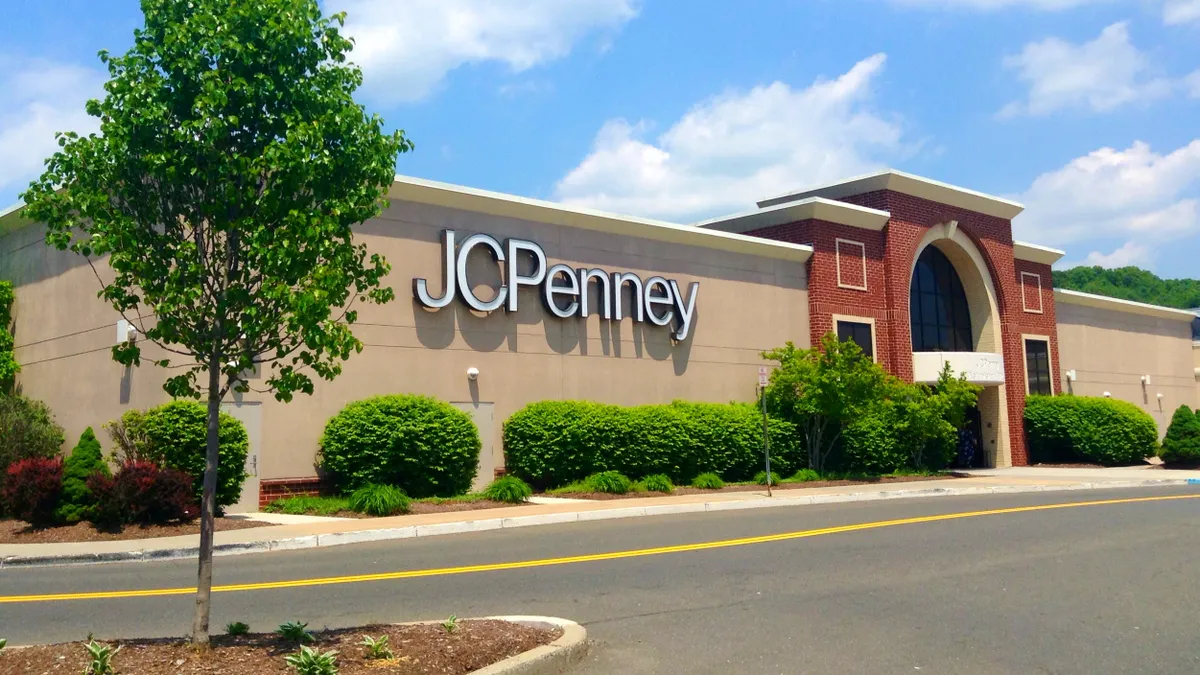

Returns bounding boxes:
[953,406,987,469]
[221,401,262,513]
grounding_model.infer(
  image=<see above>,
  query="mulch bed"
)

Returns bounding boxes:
[0,620,559,675]
[549,473,958,500]
[313,500,529,519]
[0,517,268,544]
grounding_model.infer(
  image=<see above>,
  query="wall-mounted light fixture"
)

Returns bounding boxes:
[1140,375,1152,386]
[1103,391,1112,398]
[466,367,480,381]
[1065,370,1077,382]
[116,319,137,345]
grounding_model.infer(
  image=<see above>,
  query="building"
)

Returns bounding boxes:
[1,170,1196,510]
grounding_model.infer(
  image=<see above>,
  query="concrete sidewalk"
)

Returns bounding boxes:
[3,469,1197,567]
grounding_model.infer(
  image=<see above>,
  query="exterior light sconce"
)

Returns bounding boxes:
[1157,393,1165,400]
[1103,391,1112,398]
[1140,375,1151,386]
[1065,370,1076,382]
[466,367,480,381]
[116,319,138,345]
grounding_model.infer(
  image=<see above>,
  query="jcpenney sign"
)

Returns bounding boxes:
[413,230,699,341]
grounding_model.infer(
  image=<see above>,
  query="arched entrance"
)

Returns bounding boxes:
[908,222,1010,468]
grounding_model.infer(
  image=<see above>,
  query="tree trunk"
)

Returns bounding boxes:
[192,353,223,645]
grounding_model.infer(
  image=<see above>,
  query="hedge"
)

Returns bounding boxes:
[1160,405,1200,464]
[1024,395,1158,466]
[318,394,481,497]
[139,401,250,509]
[502,400,800,489]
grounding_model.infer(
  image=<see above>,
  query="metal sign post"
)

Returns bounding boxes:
[758,367,772,497]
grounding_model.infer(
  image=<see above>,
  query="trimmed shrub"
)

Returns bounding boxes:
[102,409,152,464]
[790,468,820,482]
[347,484,411,516]
[691,472,724,490]
[483,476,533,504]
[1160,405,1200,464]
[754,470,779,486]
[319,395,481,498]
[89,462,198,527]
[1024,395,1158,466]
[586,471,633,494]
[503,400,801,489]
[138,401,249,509]
[56,427,111,524]
[2,457,63,526]
[0,395,64,495]
[641,474,674,493]
[840,406,909,475]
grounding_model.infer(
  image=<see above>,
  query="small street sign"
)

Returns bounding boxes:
[758,366,769,388]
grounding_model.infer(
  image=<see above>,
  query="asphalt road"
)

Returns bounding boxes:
[2,486,1199,674]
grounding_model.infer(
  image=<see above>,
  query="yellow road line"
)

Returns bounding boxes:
[2,493,1196,604]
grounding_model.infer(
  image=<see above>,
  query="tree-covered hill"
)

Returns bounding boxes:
[1053,266,1200,311]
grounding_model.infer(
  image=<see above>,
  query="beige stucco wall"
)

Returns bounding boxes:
[1056,301,1196,435]
[0,198,810,493]
[1194,342,1200,407]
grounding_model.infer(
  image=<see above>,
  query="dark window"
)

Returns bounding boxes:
[910,246,973,352]
[1025,339,1052,396]
[837,320,874,359]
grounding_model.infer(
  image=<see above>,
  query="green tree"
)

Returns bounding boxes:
[0,395,65,496]
[22,0,410,644]
[761,334,889,473]
[1053,266,1200,310]
[0,281,18,392]
[55,427,111,524]
[1160,405,1200,464]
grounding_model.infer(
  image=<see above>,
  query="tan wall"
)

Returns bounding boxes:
[0,199,810,490]
[1056,301,1196,435]
[1194,342,1200,408]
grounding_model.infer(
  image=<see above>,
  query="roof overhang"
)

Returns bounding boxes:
[692,197,891,234]
[1054,288,1199,322]
[389,176,814,264]
[0,201,33,237]
[1013,240,1065,266]
[758,169,1025,221]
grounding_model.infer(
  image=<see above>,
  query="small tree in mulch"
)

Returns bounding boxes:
[1160,405,1200,465]
[56,427,111,524]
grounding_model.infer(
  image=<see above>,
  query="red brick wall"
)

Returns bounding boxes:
[258,477,325,509]
[745,189,1061,467]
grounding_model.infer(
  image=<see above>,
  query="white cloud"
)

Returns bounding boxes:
[1079,241,1154,268]
[333,0,638,104]
[886,0,1110,8]
[553,54,910,221]
[1163,0,1200,24]
[1186,69,1200,98]
[1014,140,1200,268]
[1000,22,1172,117]
[0,60,103,202]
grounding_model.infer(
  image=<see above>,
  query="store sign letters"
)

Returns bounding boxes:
[413,230,699,341]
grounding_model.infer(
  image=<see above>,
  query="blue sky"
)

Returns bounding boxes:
[3,0,1199,276]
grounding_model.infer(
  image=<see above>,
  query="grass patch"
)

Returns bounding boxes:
[414,493,492,505]
[263,496,349,516]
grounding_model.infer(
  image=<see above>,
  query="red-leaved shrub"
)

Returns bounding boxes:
[88,461,199,528]
[3,457,64,527]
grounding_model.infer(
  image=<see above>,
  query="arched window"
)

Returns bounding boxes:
[910,246,973,352]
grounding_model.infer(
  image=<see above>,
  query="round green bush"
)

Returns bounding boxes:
[1024,395,1158,466]
[319,394,481,497]
[483,475,533,503]
[754,470,779,486]
[841,406,910,475]
[55,427,110,524]
[0,395,64,499]
[691,472,724,490]
[1160,405,1200,464]
[140,400,249,509]
[502,400,801,489]
[641,474,674,493]
[347,484,410,516]
[585,471,632,494]
[790,468,820,482]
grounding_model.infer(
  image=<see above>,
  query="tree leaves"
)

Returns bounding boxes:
[21,0,411,403]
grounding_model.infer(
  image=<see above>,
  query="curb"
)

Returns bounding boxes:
[469,616,588,675]
[2,478,1192,568]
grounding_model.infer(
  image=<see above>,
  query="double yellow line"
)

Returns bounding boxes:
[2,493,1196,604]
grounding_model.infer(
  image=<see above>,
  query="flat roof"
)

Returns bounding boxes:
[389,175,814,264]
[1013,240,1066,266]
[693,197,891,234]
[757,169,1026,221]
[1054,288,1199,322]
